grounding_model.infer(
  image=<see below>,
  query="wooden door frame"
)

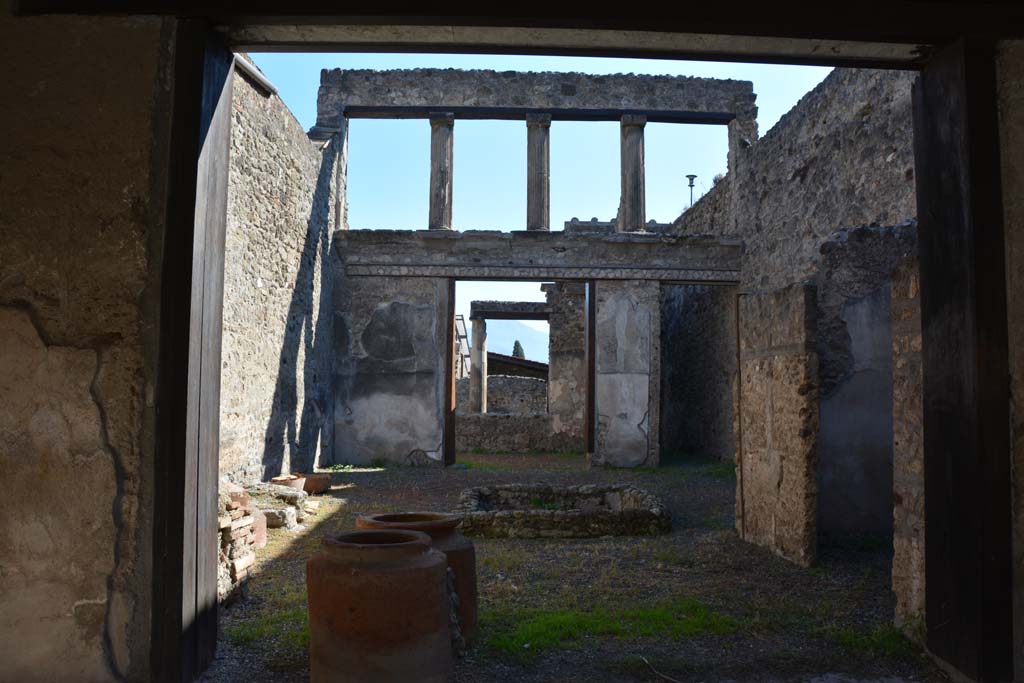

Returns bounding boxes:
[52,13,1005,682]
[149,21,233,683]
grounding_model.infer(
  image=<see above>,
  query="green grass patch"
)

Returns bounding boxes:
[824,623,914,657]
[701,516,733,530]
[226,606,309,651]
[528,496,559,510]
[482,596,738,660]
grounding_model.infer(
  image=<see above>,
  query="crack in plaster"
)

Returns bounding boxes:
[1,301,129,681]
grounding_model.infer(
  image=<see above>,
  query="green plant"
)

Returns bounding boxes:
[824,623,914,656]
[528,496,559,510]
[482,596,738,660]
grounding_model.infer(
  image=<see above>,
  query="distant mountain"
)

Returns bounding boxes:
[473,320,549,363]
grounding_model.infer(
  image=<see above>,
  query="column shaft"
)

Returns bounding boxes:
[619,114,646,232]
[469,318,488,413]
[526,114,551,231]
[429,113,454,230]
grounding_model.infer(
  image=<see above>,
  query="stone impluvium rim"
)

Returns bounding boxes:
[456,483,671,538]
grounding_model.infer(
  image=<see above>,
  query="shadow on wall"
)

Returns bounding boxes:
[262,141,338,480]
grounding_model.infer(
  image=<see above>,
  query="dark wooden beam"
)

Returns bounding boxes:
[190,31,234,679]
[149,20,232,683]
[585,281,596,455]
[11,4,1024,43]
[913,37,1013,682]
[149,19,207,683]
[443,278,457,466]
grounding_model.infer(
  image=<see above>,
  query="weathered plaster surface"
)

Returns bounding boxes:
[659,284,738,462]
[593,281,660,468]
[333,275,449,465]
[815,223,917,536]
[219,67,340,484]
[891,255,924,636]
[737,285,819,567]
[996,37,1024,676]
[0,10,171,679]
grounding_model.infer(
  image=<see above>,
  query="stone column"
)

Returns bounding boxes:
[592,280,660,467]
[429,112,454,230]
[469,317,488,413]
[618,114,646,232]
[526,114,551,231]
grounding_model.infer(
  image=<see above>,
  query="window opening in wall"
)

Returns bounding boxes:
[645,122,729,218]
[347,118,429,228]
[550,120,620,227]
[452,120,526,230]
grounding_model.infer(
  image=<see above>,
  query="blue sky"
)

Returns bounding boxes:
[248,52,832,359]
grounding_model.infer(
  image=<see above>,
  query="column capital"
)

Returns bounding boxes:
[621,114,647,128]
[526,113,552,127]
[429,112,455,127]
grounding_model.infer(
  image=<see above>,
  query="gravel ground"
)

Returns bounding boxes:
[201,454,947,683]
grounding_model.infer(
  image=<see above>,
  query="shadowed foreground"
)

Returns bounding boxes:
[202,454,946,683]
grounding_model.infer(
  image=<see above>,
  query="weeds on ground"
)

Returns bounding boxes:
[481,596,738,660]
[824,623,914,656]
[478,545,526,573]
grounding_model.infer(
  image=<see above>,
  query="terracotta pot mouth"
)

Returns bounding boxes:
[328,529,428,546]
[356,512,460,533]
[321,529,432,558]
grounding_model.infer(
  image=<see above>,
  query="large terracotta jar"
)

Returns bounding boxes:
[306,529,452,683]
[356,512,478,645]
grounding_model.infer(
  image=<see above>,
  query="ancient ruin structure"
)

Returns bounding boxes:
[3,8,1024,683]
[453,287,586,453]
[457,484,672,538]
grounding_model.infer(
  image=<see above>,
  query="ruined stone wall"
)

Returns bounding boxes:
[546,282,587,449]
[996,37,1024,677]
[737,285,819,567]
[456,375,547,414]
[456,414,581,454]
[890,255,924,636]
[484,376,547,414]
[659,284,738,462]
[670,175,732,236]
[671,68,917,289]
[313,68,756,138]
[0,10,172,680]
[333,275,449,466]
[668,68,918,572]
[816,223,917,536]
[219,66,339,484]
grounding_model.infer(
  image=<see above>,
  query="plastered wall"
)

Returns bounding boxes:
[0,10,173,680]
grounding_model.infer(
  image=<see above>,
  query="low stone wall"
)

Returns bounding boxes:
[456,414,581,454]
[217,484,266,603]
[455,375,547,414]
[891,256,924,636]
[456,483,671,538]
